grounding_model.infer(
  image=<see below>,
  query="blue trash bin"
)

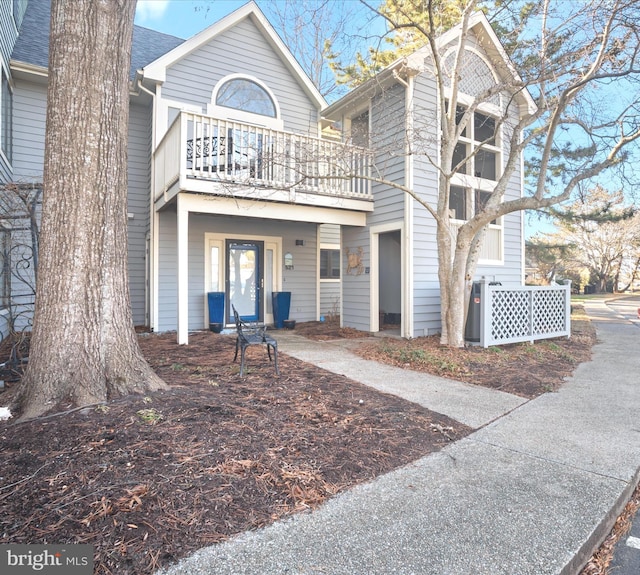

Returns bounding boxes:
[207,292,225,332]
[272,291,291,329]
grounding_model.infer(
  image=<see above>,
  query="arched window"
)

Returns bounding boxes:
[215,78,276,118]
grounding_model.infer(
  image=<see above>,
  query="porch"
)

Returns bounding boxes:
[154,207,359,345]
[153,111,374,213]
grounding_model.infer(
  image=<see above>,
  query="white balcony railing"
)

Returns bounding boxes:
[154,112,372,204]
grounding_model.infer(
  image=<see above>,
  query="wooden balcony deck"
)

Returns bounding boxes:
[153,112,374,213]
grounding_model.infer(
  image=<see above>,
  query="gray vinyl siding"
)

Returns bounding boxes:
[369,84,406,223]
[319,223,340,245]
[0,0,14,183]
[411,70,442,336]
[127,102,152,326]
[12,78,46,182]
[342,83,406,332]
[157,209,177,330]
[0,2,18,64]
[156,210,318,332]
[161,17,319,135]
[319,282,340,318]
[341,225,370,332]
[12,79,153,325]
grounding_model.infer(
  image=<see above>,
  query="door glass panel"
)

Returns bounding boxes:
[266,248,273,315]
[228,242,260,321]
[210,246,220,291]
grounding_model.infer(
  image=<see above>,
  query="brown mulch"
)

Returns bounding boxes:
[0,331,471,575]
[579,480,640,575]
[0,307,601,574]
[292,320,370,341]
[353,312,597,399]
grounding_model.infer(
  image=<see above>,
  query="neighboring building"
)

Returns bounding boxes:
[1,0,531,343]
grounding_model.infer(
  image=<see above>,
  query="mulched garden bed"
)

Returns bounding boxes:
[353,312,596,398]
[0,331,470,575]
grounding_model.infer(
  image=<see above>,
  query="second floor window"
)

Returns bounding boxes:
[216,78,276,118]
[450,104,499,182]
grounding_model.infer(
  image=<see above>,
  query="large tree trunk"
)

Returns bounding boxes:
[17,0,166,420]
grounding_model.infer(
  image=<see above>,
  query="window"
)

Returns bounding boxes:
[475,190,497,224]
[449,102,499,182]
[1,68,12,163]
[216,78,276,118]
[449,187,499,224]
[452,143,468,175]
[320,249,340,279]
[447,100,503,263]
[449,186,467,220]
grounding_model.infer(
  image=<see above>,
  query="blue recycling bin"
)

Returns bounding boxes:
[272,291,291,329]
[207,292,225,332]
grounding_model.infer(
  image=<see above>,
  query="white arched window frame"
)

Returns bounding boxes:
[207,74,284,130]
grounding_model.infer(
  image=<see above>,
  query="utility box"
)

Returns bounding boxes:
[465,282,482,343]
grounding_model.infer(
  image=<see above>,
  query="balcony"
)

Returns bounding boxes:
[153,112,374,213]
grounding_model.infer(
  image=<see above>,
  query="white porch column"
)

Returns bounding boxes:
[177,195,189,344]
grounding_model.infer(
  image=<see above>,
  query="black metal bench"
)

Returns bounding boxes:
[232,305,279,377]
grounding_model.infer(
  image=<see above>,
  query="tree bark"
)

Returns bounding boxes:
[16,0,166,420]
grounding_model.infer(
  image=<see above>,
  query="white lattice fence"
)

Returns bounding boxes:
[475,281,571,347]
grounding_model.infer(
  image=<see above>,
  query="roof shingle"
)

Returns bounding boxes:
[11,0,185,79]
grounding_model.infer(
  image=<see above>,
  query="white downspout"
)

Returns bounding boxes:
[137,78,159,332]
[404,74,415,339]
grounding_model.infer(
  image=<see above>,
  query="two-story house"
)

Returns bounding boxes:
[1,0,529,344]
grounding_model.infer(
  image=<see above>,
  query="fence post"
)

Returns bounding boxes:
[479,277,490,348]
[529,288,535,343]
[564,280,572,337]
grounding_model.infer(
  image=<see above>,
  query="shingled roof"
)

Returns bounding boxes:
[11,0,185,80]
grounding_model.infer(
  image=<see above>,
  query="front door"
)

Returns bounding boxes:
[226,240,263,322]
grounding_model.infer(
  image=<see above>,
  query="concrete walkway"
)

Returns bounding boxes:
[275,333,528,429]
[159,297,640,575]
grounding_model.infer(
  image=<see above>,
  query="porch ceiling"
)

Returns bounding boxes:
[157,191,369,226]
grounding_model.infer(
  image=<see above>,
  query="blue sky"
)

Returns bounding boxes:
[134,0,249,38]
